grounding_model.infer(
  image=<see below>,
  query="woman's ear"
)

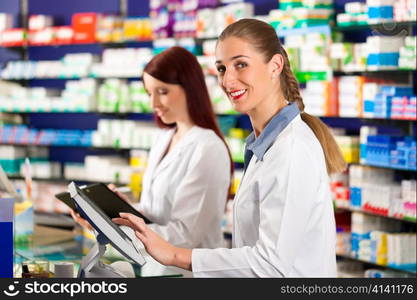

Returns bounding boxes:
[269,53,284,79]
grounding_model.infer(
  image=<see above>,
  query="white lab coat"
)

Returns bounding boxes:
[135,126,230,249]
[192,115,337,277]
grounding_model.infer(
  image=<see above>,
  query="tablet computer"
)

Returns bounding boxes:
[55,183,151,224]
[68,182,146,268]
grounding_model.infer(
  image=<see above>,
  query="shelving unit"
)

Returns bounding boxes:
[279,2,416,278]
[2,76,142,80]
[8,175,118,185]
[0,110,415,121]
[360,162,416,171]
[336,254,416,275]
[333,69,416,76]
[0,143,150,151]
[333,20,417,31]
[2,40,153,49]
[335,206,416,225]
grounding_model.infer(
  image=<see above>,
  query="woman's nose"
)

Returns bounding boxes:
[221,68,237,89]
[150,94,159,108]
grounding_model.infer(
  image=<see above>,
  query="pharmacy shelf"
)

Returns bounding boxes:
[0,111,154,116]
[2,144,245,167]
[356,162,417,172]
[320,115,417,122]
[1,75,141,80]
[3,111,416,123]
[1,40,153,49]
[334,69,416,76]
[335,206,417,224]
[0,143,150,151]
[225,231,417,275]
[0,111,153,115]
[2,69,414,81]
[333,20,417,32]
[8,175,82,183]
[276,25,332,37]
[336,254,417,275]
[295,71,329,83]
[8,175,126,185]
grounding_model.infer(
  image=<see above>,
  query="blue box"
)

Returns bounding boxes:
[350,187,362,207]
[368,6,394,19]
[367,53,399,67]
[381,86,414,96]
[0,198,14,278]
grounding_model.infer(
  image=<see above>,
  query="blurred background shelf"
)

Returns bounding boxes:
[336,254,416,275]
[333,20,417,31]
[335,206,416,224]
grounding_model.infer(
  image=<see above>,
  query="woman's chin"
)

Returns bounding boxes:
[232,104,249,114]
[160,117,175,125]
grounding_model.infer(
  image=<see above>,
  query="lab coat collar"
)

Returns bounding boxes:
[244,102,300,170]
[152,126,200,177]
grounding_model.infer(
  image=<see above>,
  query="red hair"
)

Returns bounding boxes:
[144,46,234,189]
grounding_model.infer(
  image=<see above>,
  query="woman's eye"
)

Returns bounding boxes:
[236,62,247,69]
[158,89,168,95]
[216,66,225,73]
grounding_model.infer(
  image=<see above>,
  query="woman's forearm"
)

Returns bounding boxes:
[172,247,193,271]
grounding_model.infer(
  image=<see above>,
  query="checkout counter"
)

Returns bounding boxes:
[0,172,185,279]
[13,222,184,278]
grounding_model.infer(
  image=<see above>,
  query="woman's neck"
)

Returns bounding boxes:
[175,121,194,139]
[162,121,194,159]
[248,94,287,137]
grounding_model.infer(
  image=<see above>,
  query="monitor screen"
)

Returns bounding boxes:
[68,182,146,266]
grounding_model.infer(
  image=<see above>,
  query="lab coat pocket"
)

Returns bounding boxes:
[234,180,260,246]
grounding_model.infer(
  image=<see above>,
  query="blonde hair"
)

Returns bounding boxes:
[218,18,346,174]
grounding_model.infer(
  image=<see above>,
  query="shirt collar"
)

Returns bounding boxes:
[245,102,300,163]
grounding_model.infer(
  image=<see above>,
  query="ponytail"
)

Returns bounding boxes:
[280,52,346,174]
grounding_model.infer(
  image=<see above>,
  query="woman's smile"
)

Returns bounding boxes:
[228,89,247,101]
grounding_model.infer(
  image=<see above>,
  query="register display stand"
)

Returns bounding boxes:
[78,235,126,278]
[68,182,146,278]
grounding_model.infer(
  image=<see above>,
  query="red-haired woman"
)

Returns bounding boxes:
[72,47,232,253]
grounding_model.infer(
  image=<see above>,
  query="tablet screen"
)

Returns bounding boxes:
[55,183,151,224]
[69,182,146,266]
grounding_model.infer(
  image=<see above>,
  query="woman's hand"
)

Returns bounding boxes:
[69,209,94,232]
[112,213,192,270]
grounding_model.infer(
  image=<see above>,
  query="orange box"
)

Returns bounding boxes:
[329,78,339,117]
[72,12,98,43]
